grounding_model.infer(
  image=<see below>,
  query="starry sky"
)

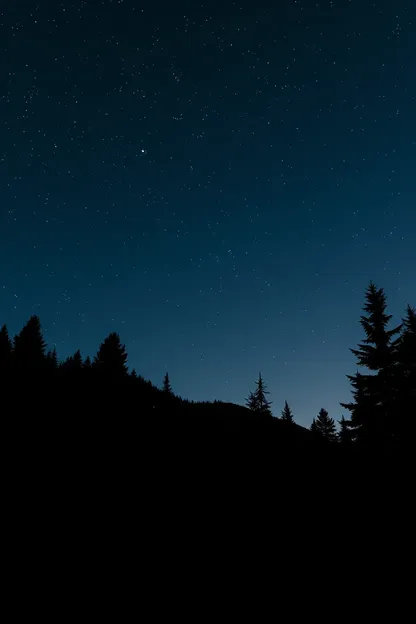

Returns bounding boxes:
[1,0,415,426]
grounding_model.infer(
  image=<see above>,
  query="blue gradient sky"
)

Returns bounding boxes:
[1,1,414,426]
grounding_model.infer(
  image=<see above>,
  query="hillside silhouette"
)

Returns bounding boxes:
[3,280,413,605]
[1,280,414,470]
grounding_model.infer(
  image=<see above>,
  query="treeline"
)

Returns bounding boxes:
[0,280,414,450]
[0,317,181,421]
[242,281,415,448]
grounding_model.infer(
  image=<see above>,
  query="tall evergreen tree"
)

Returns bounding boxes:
[310,408,337,443]
[162,372,173,396]
[13,315,47,372]
[245,373,273,417]
[281,400,295,423]
[93,332,128,379]
[340,282,402,445]
[341,370,378,444]
[350,282,402,370]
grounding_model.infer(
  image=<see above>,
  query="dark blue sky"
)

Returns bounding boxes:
[1,1,414,425]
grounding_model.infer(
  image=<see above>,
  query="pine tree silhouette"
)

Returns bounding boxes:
[245,390,258,411]
[340,370,373,437]
[245,373,273,416]
[281,400,295,423]
[93,332,128,379]
[310,408,337,443]
[350,282,402,370]
[310,419,319,436]
[73,349,83,369]
[162,372,173,396]
[13,315,47,373]
[340,282,402,446]
[61,349,83,375]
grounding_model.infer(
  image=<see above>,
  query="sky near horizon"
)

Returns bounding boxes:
[0,1,415,426]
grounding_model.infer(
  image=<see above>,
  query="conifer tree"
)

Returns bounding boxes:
[13,315,47,372]
[310,408,337,443]
[83,355,92,370]
[162,372,173,396]
[61,349,83,374]
[340,282,402,445]
[246,390,258,412]
[93,332,128,379]
[341,370,377,443]
[350,282,402,370]
[73,349,83,369]
[245,373,273,416]
[310,418,319,437]
[281,400,294,423]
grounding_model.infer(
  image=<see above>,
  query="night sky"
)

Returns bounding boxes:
[1,1,415,426]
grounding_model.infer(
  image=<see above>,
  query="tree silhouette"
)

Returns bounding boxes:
[13,315,47,373]
[341,282,402,445]
[245,373,272,416]
[310,419,319,436]
[341,370,377,445]
[73,349,83,369]
[0,283,412,455]
[310,408,337,443]
[162,372,173,396]
[350,282,402,370]
[281,400,294,423]
[61,349,83,376]
[93,332,128,379]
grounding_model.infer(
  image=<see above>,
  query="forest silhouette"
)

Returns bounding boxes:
[1,281,414,465]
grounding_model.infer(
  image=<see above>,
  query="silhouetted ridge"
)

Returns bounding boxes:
[0,280,413,461]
